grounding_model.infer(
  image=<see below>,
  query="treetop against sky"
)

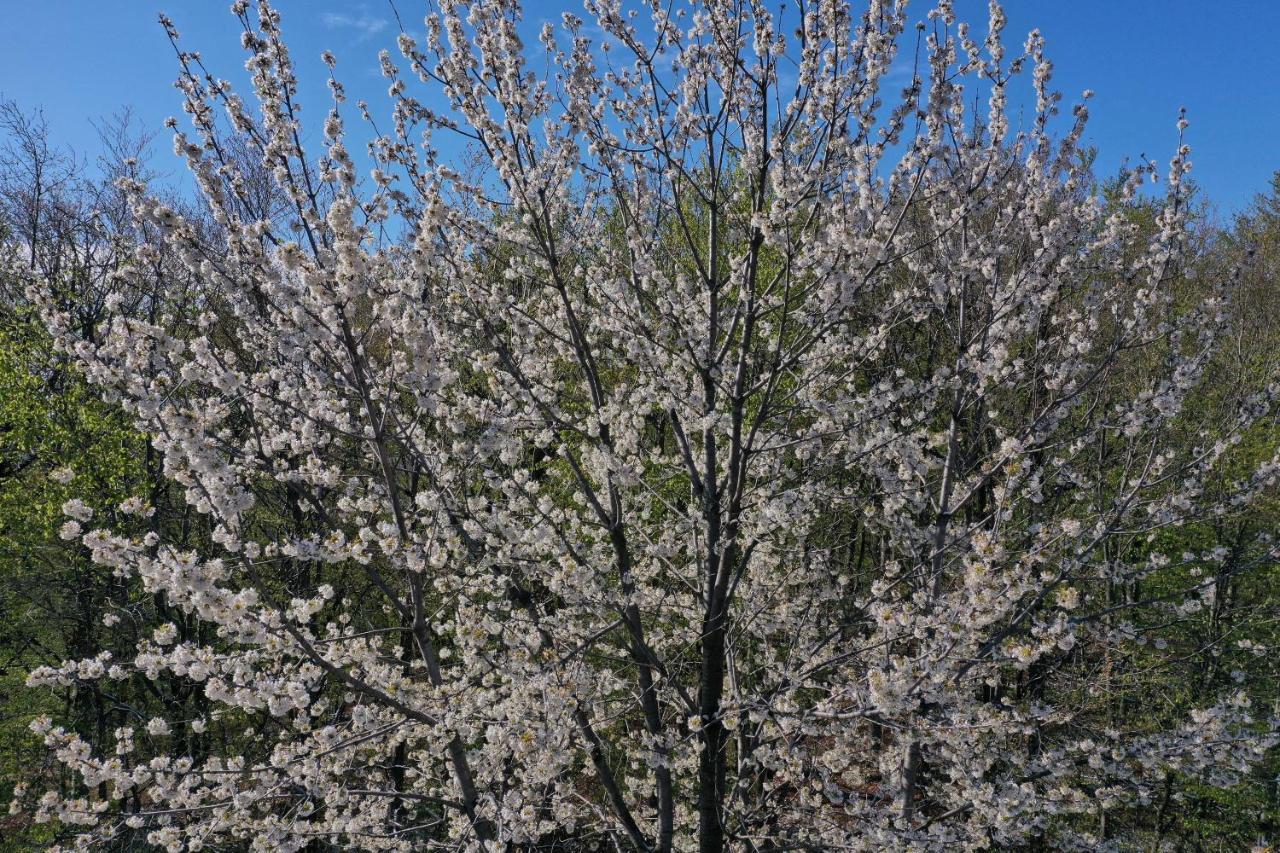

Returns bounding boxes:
[0,0,1277,214]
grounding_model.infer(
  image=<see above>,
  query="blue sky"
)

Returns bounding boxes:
[1,1,1277,218]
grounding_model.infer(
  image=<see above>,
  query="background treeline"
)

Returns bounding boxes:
[1,98,1279,851]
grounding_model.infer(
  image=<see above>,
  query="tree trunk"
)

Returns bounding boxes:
[698,605,728,853]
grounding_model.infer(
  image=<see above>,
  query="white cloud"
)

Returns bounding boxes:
[320,10,388,41]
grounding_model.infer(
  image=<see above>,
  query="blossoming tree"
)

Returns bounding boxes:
[22,0,1280,850]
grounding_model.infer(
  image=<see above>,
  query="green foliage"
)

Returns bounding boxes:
[0,308,143,848]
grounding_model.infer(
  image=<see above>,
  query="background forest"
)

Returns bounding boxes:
[2,1,1280,850]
